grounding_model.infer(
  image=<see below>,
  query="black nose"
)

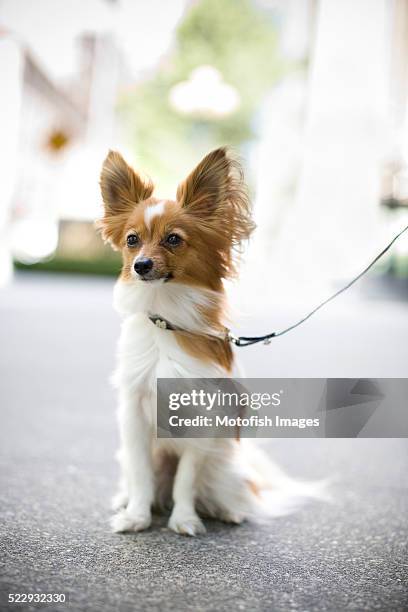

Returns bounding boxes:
[134,257,153,276]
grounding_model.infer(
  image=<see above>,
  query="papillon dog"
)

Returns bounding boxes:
[99,147,318,536]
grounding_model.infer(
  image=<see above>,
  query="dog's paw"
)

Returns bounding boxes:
[111,509,151,533]
[111,491,129,511]
[168,512,206,536]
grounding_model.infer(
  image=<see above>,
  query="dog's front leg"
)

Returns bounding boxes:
[168,447,206,536]
[111,390,153,533]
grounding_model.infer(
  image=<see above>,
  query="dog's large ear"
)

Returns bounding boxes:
[98,150,154,248]
[176,147,255,249]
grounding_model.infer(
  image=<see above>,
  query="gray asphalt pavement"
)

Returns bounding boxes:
[0,272,407,611]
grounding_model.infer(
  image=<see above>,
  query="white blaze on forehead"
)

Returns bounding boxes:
[144,200,166,229]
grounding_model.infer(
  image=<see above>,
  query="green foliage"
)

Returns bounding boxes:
[14,256,121,277]
[119,0,281,193]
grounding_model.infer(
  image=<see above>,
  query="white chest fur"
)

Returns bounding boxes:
[114,311,225,393]
[113,279,228,400]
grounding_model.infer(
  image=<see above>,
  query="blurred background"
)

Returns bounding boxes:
[1,0,408,368]
[1,0,408,295]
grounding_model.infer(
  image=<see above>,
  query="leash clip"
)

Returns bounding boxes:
[226,330,240,345]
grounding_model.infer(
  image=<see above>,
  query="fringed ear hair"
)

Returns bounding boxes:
[176,147,255,259]
[98,151,154,249]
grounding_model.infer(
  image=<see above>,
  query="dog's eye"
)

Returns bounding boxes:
[166,233,182,246]
[126,234,140,247]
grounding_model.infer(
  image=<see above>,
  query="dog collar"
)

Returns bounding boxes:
[148,314,177,331]
[148,314,235,343]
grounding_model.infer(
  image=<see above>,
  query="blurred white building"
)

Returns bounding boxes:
[236,0,408,314]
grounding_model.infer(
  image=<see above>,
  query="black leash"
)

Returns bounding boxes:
[228,223,408,347]
[149,224,408,347]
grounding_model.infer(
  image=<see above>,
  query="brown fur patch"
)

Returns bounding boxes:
[175,331,233,372]
[176,147,255,279]
[98,150,154,248]
[246,479,261,497]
